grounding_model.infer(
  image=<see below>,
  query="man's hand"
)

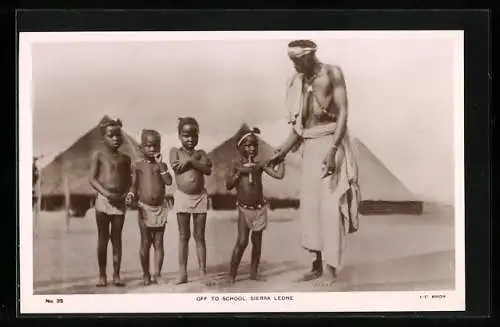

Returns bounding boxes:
[321,147,337,178]
[267,149,285,166]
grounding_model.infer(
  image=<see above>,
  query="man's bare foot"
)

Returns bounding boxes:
[294,270,322,283]
[96,277,107,287]
[112,275,126,287]
[313,276,338,287]
[314,265,338,286]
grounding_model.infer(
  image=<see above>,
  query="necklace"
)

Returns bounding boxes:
[303,63,322,93]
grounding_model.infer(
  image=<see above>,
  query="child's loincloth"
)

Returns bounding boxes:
[138,201,168,228]
[95,193,126,216]
[174,189,208,214]
[237,202,268,232]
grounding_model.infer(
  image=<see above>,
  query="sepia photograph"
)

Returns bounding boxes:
[19,30,465,313]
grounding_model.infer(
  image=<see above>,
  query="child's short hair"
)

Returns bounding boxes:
[99,115,123,135]
[141,129,161,145]
[177,117,199,134]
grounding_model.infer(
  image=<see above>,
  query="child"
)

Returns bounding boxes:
[225,127,285,283]
[126,129,173,285]
[89,116,132,287]
[169,117,213,285]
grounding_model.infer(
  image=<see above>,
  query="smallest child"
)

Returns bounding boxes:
[225,127,285,283]
[127,129,173,285]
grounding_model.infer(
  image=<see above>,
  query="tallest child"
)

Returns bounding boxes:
[170,117,213,285]
[89,116,133,288]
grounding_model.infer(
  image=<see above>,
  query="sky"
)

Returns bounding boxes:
[30,33,460,205]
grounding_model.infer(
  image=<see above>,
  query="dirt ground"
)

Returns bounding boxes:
[32,203,455,294]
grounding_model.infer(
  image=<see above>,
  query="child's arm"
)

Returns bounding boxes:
[125,156,133,194]
[128,161,138,194]
[159,162,173,185]
[225,161,241,190]
[126,163,138,205]
[190,150,212,175]
[89,150,113,199]
[262,161,285,180]
[169,147,190,174]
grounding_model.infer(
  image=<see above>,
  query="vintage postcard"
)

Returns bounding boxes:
[19,30,465,314]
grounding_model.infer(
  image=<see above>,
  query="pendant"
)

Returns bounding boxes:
[306,84,313,93]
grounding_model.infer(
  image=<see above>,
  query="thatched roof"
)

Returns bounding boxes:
[39,119,176,196]
[206,123,302,199]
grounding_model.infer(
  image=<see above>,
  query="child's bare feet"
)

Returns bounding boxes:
[151,274,163,285]
[112,275,126,287]
[249,273,267,282]
[96,277,107,287]
[173,274,188,285]
[143,275,151,286]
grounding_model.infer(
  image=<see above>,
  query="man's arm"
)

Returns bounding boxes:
[89,151,112,198]
[267,130,300,165]
[330,65,348,148]
[262,161,285,180]
[190,150,212,175]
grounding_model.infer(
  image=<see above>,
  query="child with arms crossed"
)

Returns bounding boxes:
[169,117,213,285]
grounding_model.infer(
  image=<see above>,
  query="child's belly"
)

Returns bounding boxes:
[237,183,264,206]
[137,179,165,206]
[176,170,204,195]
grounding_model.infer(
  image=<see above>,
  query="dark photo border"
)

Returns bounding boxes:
[11,9,491,321]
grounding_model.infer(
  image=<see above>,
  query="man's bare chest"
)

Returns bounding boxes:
[303,70,332,95]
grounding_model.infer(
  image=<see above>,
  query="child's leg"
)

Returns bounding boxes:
[192,213,207,277]
[138,216,153,284]
[250,231,265,280]
[229,210,250,282]
[176,213,191,284]
[151,226,166,283]
[110,214,126,286]
[95,211,111,286]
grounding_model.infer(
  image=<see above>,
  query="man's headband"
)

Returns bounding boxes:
[287,46,317,59]
[237,127,260,148]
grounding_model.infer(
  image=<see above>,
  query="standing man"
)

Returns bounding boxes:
[268,40,361,285]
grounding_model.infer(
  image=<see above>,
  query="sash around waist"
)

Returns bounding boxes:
[301,122,337,139]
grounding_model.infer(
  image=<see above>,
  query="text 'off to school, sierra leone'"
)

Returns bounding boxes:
[195,295,295,302]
